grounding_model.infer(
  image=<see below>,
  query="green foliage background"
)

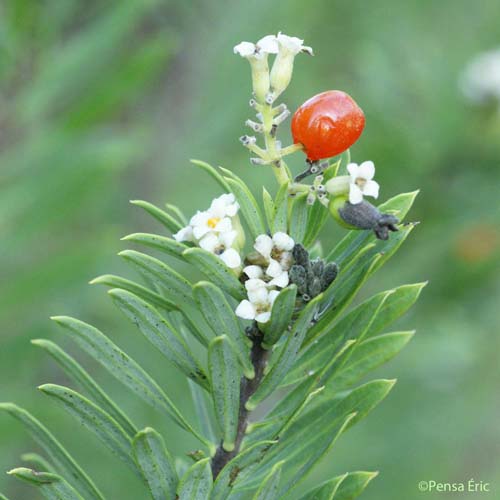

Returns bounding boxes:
[1,0,499,498]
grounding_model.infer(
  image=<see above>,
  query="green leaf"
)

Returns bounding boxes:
[224,177,266,239]
[132,427,178,500]
[248,341,355,444]
[38,384,135,471]
[190,159,230,191]
[109,288,209,389]
[0,404,103,500]
[176,458,213,500]
[365,282,427,339]
[119,249,195,307]
[21,453,55,473]
[188,379,217,445]
[277,414,356,496]
[7,468,84,500]
[208,336,241,452]
[121,233,187,259]
[287,288,392,386]
[297,473,348,500]
[130,199,183,233]
[272,182,288,233]
[31,339,136,437]
[193,282,253,378]
[51,316,209,449]
[262,187,275,230]
[332,471,378,499]
[183,247,246,300]
[246,294,322,411]
[90,274,177,311]
[262,285,297,348]
[252,461,284,500]
[240,380,393,492]
[165,203,188,225]
[331,332,415,390]
[327,190,419,264]
[289,194,309,243]
[0,493,10,500]
[211,441,277,500]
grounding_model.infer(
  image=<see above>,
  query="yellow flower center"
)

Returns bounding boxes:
[207,217,220,229]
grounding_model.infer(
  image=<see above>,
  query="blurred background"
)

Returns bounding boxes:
[1,0,499,498]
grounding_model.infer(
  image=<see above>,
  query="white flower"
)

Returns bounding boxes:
[347,161,380,205]
[254,232,294,260]
[243,265,264,279]
[233,35,279,59]
[174,193,240,241]
[270,32,313,100]
[199,230,241,269]
[460,48,500,104]
[266,259,289,288]
[276,32,313,56]
[173,193,242,269]
[235,280,280,323]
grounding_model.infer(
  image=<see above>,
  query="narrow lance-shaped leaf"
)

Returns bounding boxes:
[331,331,415,390]
[132,427,178,500]
[238,380,394,491]
[188,379,217,445]
[130,199,183,233]
[0,404,104,500]
[211,441,277,500]
[246,294,322,411]
[252,460,284,500]
[289,193,309,243]
[297,473,348,500]
[278,413,356,497]
[224,177,266,239]
[119,250,195,307]
[121,232,187,259]
[176,458,213,500]
[194,281,254,378]
[183,247,246,300]
[38,384,136,472]
[31,339,137,438]
[262,285,297,348]
[272,182,288,233]
[7,468,84,500]
[366,282,427,339]
[90,274,177,311]
[332,471,379,500]
[288,289,392,386]
[165,203,188,225]
[190,159,230,191]
[51,316,210,450]
[209,336,241,452]
[21,453,55,473]
[109,288,209,389]
[262,187,275,230]
[0,493,10,500]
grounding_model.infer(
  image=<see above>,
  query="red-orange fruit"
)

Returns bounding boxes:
[291,90,365,161]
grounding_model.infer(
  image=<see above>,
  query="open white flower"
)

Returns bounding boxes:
[270,32,313,100]
[233,35,279,59]
[347,161,380,205]
[235,279,280,323]
[254,232,294,260]
[199,230,241,269]
[174,193,240,241]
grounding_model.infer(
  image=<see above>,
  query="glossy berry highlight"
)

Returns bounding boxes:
[291,90,365,161]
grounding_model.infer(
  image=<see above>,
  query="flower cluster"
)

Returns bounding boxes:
[235,232,295,323]
[174,193,243,269]
[234,32,312,104]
